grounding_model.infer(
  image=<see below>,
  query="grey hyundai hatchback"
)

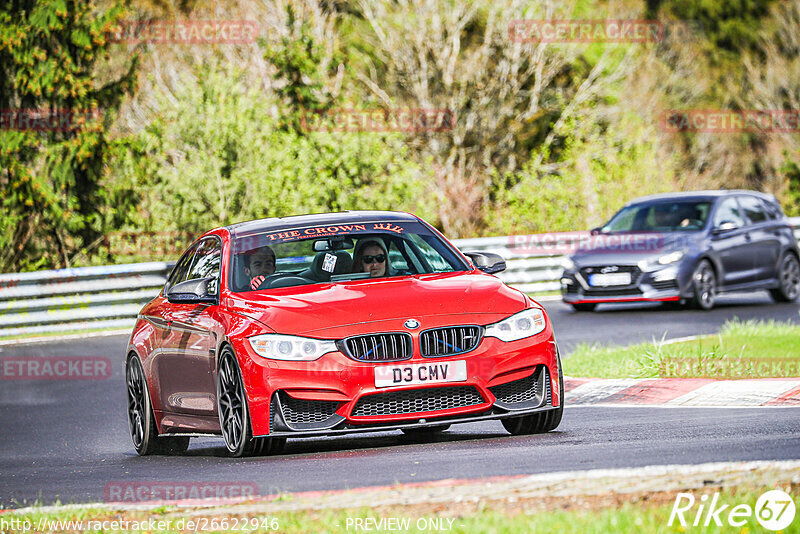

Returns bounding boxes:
[560,191,800,311]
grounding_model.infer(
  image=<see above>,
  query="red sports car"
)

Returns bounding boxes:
[126,211,564,457]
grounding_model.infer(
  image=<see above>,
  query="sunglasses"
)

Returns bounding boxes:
[362,254,386,264]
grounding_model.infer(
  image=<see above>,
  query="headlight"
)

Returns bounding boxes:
[248,334,337,361]
[485,308,546,342]
[657,250,685,265]
[561,257,576,271]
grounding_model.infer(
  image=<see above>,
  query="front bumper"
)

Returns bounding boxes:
[561,264,684,304]
[233,331,559,437]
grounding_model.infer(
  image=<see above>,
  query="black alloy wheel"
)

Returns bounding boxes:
[217,348,286,457]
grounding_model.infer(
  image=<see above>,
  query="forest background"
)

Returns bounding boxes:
[2,0,799,272]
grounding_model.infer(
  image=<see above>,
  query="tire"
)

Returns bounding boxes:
[570,303,596,312]
[770,253,800,302]
[502,353,564,435]
[691,259,716,310]
[126,355,190,456]
[217,347,285,457]
[400,424,450,436]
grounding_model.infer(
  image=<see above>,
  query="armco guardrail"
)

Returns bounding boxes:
[1,217,798,338]
[0,262,173,338]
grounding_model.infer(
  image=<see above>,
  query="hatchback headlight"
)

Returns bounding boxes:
[248,334,337,361]
[485,308,547,342]
[657,250,685,265]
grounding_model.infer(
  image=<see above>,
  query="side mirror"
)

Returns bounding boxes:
[712,221,739,235]
[167,277,218,304]
[463,251,506,274]
[590,227,602,236]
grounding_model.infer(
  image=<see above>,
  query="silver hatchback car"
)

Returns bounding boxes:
[560,191,800,311]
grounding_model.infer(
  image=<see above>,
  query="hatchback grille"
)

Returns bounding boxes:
[579,265,641,289]
[351,386,484,417]
[280,395,340,425]
[420,326,482,357]
[583,288,643,297]
[340,333,412,362]
[490,368,541,405]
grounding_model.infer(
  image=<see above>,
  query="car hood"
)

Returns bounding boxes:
[226,272,528,337]
[571,231,698,265]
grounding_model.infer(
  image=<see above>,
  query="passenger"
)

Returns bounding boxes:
[352,238,389,278]
[244,246,276,290]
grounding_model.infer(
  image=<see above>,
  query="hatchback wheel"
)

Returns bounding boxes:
[126,356,189,455]
[770,253,800,302]
[570,303,596,312]
[691,260,716,310]
[217,348,285,457]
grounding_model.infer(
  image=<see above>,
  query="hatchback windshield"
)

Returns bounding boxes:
[601,201,712,233]
[229,221,468,292]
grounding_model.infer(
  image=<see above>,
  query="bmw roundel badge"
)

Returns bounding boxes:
[404,318,420,329]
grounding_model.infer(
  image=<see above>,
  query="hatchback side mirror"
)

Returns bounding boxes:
[463,251,506,274]
[590,227,602,236]
[166,277,218,304]
[712,221,739,235]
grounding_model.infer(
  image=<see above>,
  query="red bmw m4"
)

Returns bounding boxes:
[126,211,563,457]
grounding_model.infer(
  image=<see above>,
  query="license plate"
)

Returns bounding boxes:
[588,272,631,286]
[374,361,467,388]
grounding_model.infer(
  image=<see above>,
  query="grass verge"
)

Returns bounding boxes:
[2,484,797,533]
[564,319,800,379]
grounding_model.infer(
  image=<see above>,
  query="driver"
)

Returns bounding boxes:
[244,246,276,290]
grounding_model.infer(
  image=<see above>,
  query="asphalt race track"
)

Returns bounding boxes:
[1,291,799,507]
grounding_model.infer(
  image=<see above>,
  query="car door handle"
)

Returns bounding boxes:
[744,233,751,241]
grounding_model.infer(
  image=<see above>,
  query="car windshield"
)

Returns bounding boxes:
[601,201,712,233]
[229,220,469,292]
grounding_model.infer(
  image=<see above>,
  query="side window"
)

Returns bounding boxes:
[760,198,782,220]
[165,243,198,293]
[407,234,455,272]
[738,196,767,224]
[186,238,222,294]
[713,198,746,228]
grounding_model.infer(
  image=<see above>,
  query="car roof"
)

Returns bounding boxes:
[625,190,777,206]
[226,210,420,237]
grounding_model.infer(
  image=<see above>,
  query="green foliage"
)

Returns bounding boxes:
[650,0,776,53]
[780,154,800,217]
[0,0,137,271]
[110,60,433,235]
[489,115,676,234]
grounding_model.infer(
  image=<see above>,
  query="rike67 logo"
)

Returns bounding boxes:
[669,489,796,531]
